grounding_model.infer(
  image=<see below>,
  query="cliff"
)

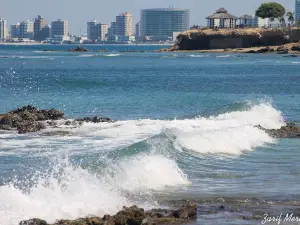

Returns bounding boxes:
[171,28,300,51]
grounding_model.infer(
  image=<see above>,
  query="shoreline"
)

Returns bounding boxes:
[158,42,300,54]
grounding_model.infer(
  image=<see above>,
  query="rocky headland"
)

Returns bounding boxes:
[159,27,300,54]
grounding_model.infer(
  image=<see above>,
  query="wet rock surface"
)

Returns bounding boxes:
[256,122,300,138]
[68,46,88,52]
[0,105,64,134]
[19,201,197,225]
[18,198,300,225]
[76,116,113,123]
[0,106,113,134]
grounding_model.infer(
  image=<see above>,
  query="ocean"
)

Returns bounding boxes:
[0,44,300,225]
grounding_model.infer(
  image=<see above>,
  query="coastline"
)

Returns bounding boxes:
[158,42,300,54]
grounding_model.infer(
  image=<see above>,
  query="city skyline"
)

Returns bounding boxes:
[1,0,294,35]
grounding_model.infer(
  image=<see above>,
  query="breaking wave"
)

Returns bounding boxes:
[0,101,286,224]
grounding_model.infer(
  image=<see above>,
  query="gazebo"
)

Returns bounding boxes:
[239,15,255,27]
[206,8,238,29]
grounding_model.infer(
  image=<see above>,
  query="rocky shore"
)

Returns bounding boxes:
[19,201,197,225]
[159,42,300,55]
[0,105,112,134]
[158,27,300,54]
[0,106,300,138]
[18,198,300,225]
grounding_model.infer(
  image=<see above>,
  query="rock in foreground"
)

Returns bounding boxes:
[0,105,64,134]
[19,201,197,225]
[256,123,300,138]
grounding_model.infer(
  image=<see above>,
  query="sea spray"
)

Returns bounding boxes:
[0,152,189,225]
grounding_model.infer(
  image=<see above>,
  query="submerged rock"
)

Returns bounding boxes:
[17,121,46,134]
[256,122,300,138]
[76,116,113,123]
[68,46,88,52]
[19,218,47,225]
[19,201,197,225]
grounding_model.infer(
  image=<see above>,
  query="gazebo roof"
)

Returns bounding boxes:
[239,14,254,20]
[206,8,238,19]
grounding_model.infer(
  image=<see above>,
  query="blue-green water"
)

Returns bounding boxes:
[0,44,300,225]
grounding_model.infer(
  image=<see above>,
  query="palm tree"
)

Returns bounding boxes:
[286,12,295,25]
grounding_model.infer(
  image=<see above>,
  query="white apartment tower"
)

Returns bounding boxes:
[51,19,68,37]
[97,23,108,41]
[0,18,8,39]
[116,12,133,37]
[19,20,34,39]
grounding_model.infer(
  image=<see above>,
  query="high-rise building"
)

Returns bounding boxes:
[108,22,116,41]
[0,18,8,39]
[140,8,189,41]
[11,23,20,38]
[34,15,47,40]
[135,22,140,39]
[87,20,98,41]
[296,0,300,24]
[39,25,51,41]
[97,23,108,41]
[51,19,68,37]
[19,20,34,39]
[116,12,133,37]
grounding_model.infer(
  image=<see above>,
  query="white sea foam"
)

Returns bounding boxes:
[77,54,96,57]
[105,53,122,57]
[188,54,210,58]
[0,102,285,156]
[216,55,232,58]
[0,153,188,225]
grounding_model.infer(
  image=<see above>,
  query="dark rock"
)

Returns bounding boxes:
[291,45,300,51]
[68,46,88,52]
[19,202,197,225]
[19,218,48,225]
[64,120,72,126]
[277,46,289,54]
[255,122,300,138]
[246,50,257,53]
[40,109,64,120]
[76,116,113,123]
[257,47,271,53]
[170,201,197,219]
[10,105,38,114]
[17,122,46,134]
[114,205,146,225]
[219,205,225,210]
[0,124,12,130]
[0,113,22,127]
[0,105,64,133]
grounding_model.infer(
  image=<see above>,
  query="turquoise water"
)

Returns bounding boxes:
[0,45,300,224]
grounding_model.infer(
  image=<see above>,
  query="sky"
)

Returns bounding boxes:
[1,0,295,35]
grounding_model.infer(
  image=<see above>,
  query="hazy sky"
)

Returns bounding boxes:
[1,0,294,35]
